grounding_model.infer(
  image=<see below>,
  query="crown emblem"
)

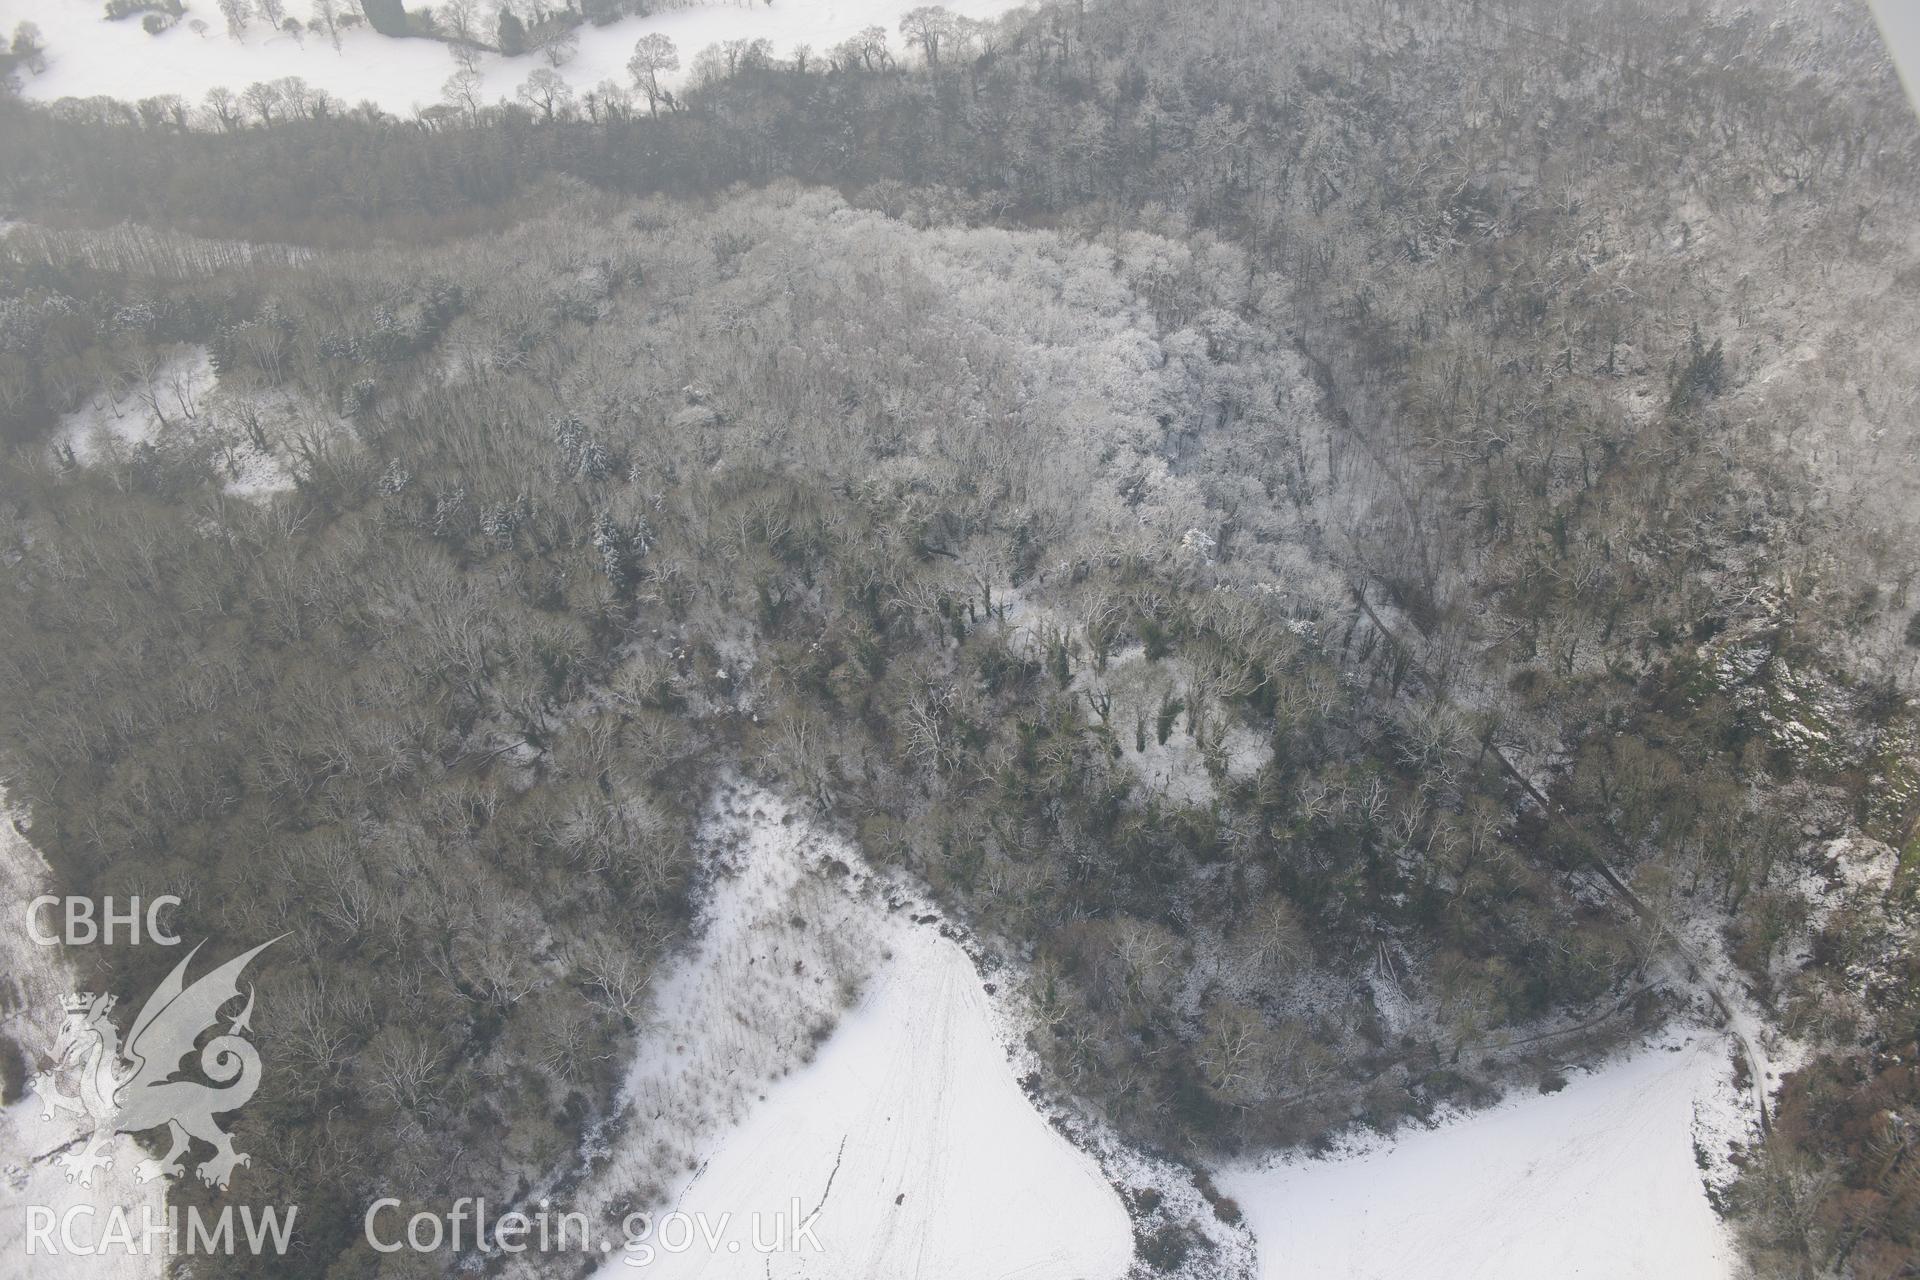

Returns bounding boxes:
[33,937,281,1192]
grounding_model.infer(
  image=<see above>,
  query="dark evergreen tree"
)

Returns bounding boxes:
[359,0,407,37]
[497,6,526,55]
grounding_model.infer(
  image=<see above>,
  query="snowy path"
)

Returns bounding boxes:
[1351,583,1778,1138]
[1220,1036,1737,1280]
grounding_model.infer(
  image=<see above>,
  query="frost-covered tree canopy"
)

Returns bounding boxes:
[0,1,1917,1276]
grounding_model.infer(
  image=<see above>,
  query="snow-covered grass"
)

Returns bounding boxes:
[2,0,1030,116]
[1220,1033,1739,1280]
[598,898,1132,1280]
[577,782,1134,1279]
[579,785,885,1219]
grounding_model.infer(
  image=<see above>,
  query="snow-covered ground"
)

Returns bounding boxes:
[0,788,165,1280]
[581,783,1133,1279]
[575,777,1760,1280]
[49,342,333,497]
[53,346,214,464]
[601,906,1132,1279]
[995,589,1274,808]
[1220,1033,1739,1280]
[2,0,1031,116]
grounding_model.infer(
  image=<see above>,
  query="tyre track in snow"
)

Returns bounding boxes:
[585,785,1135,1280]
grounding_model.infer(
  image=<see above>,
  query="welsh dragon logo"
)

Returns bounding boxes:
[31,938,280,1190]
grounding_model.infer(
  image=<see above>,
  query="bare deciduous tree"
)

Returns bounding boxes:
[516,66,573,122]
[626,32,677,114]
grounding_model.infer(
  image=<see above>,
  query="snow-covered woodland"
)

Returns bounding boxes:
[1,1,1917,1278]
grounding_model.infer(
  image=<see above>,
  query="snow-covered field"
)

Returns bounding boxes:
[602,904,1132,1279]
[1220,1033,1740,1280]
[589,783,1756,1280]
[581,784,1133,1279]
[2,0,1030,116]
